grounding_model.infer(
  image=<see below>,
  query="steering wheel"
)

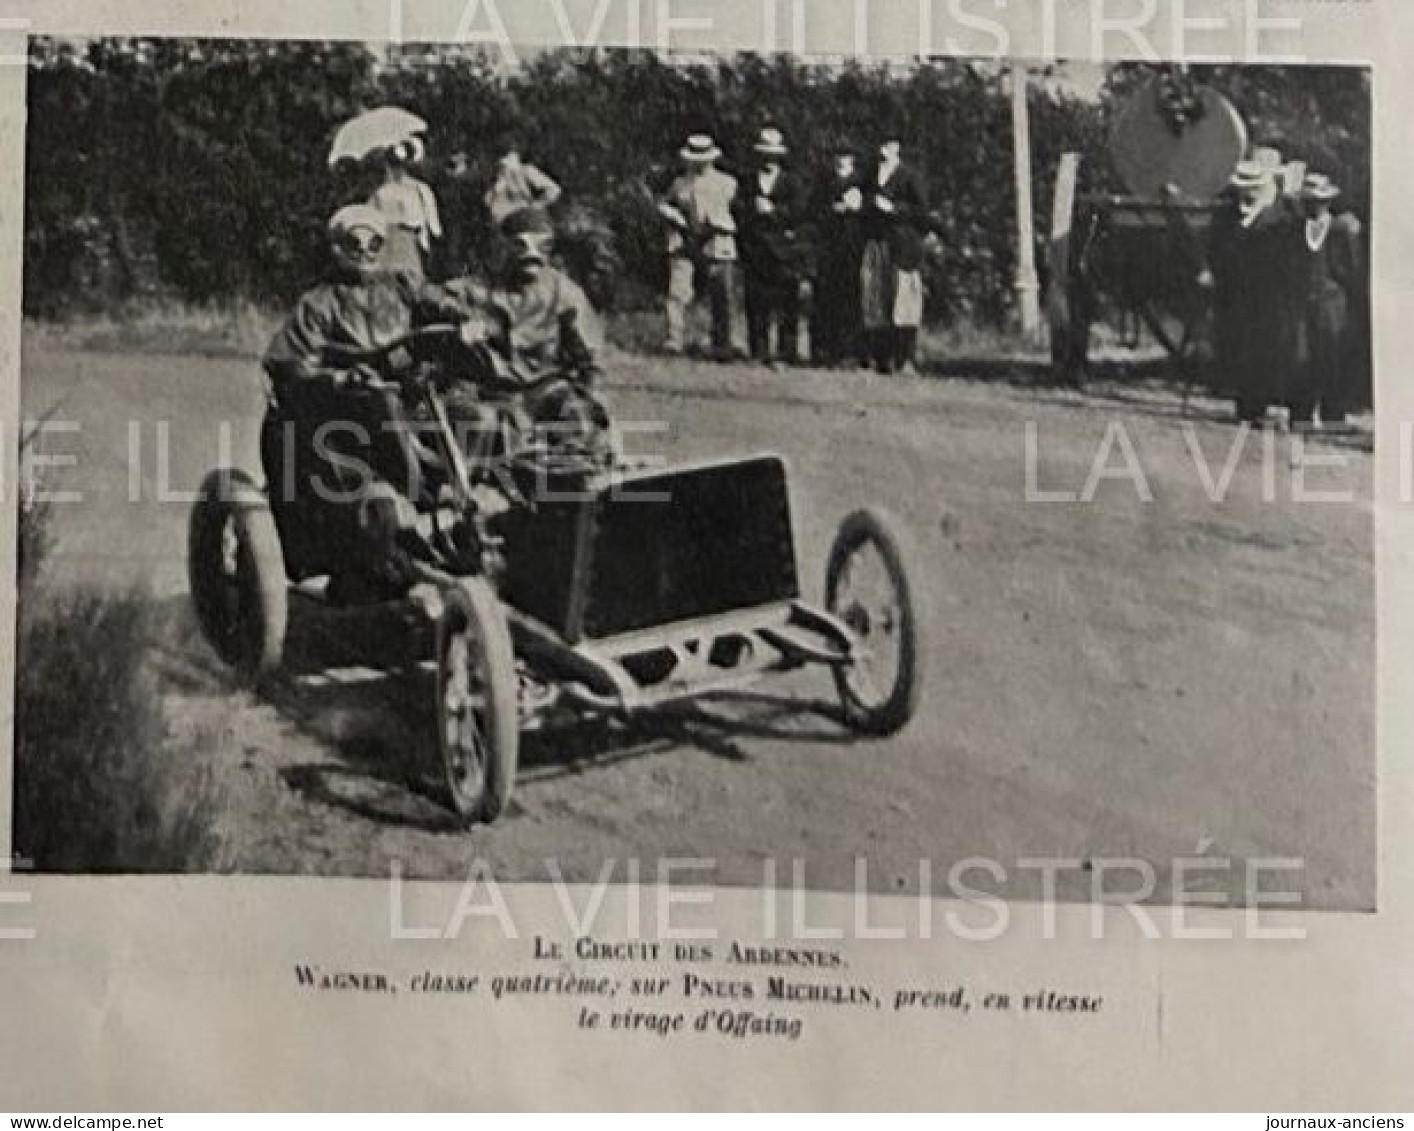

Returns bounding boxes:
[323,323,577,395]
[321,323,464,378]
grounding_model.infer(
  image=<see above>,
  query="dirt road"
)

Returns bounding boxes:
[19,340,1376,909]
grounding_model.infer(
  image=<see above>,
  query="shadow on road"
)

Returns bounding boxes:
[515,690,851,784]
[144,590,856,833]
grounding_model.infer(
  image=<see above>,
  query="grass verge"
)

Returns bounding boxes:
[12,492,230,873]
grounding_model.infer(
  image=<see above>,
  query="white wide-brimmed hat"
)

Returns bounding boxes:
[753,126,789,157]
[680,133,722,162]
[1229,159,1272,190]
[1302,172,1342,201]
[395,135,426,165]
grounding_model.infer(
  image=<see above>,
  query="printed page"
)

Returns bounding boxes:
[0,0,1409,1112]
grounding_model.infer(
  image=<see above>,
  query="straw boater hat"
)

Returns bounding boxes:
[754,126,789,157]
[1252,145,1283,173]
[1302,172,1341,201]
[680,133,722,162]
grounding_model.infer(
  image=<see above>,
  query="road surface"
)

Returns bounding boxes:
[19,339,1377,909]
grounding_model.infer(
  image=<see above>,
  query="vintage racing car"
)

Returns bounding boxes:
[188,325,925,825]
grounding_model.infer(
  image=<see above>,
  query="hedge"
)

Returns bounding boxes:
[23,39,1369,328]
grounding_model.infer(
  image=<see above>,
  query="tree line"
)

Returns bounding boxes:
[23,38,1369,328]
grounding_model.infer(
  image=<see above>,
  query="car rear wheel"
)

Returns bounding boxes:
[188,468,288,683]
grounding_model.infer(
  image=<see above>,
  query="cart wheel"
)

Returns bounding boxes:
[437,577,519,825]
[188,469,288,683]
[825,508,924,736]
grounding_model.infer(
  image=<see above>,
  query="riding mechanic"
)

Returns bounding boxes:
[431,204,610,450]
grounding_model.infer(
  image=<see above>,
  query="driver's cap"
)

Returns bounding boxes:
[500,205,554,240]
[329,203,388,243]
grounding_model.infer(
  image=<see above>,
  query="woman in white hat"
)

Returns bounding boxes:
[1289,172,1363,426]
[368,136,443,283]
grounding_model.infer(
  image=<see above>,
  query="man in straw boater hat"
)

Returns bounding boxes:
[658,131,741,360]
[1287,170,1364,428]
[738,125,806,366]
[1203,148,1303,424]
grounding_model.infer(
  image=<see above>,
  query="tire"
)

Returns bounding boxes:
[436,577,520,825]
[825,507,924,736]
[188,469,288,682]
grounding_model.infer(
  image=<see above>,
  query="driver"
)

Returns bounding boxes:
[263,203,424,399]
[261,203,461,601]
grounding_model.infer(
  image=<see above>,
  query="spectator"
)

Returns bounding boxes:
[737,126,806,366]
[1203,153,1302,424]
[438,149,488,275]
[860,133,928,374]
[485,143,563,227]
[658,132,741,360]
[368,137,442,283]
[809,143,866,367]
[1289,172,1363,428]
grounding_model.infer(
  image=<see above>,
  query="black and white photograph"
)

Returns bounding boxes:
[12,37,1375,912]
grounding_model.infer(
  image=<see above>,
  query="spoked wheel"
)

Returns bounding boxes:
[188,469,288,683]
[436,577,519,825]
[825,508,924,736]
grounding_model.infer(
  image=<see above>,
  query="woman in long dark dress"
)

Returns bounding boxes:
[1288,173,1363,427]
[808,145,865,367]
[859,135,928,374]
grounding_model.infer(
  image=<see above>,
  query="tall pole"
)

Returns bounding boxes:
[1011,63,1042,341]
